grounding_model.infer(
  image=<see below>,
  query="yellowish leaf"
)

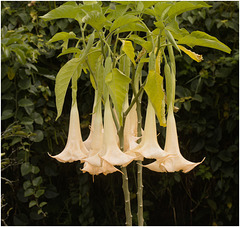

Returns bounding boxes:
[178,45,203,62]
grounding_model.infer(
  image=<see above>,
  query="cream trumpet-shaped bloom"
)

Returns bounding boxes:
[123,97,139,152]
[145,105,205,173]
[100,96,134,166]
[128,100,169,161]
[49,102,88,163]
[82,95,104,167]
[82,160,122,176]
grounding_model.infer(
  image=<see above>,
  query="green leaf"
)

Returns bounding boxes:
[30,130,44,143]
[39,202,47,208]
[177,31,231,54]
[12,48,26,65]
[55,58,82,119]
[31,166,40,174]
[23,180,32,190]
[58,47,81,58]
[144,71,166,127]
[128,34,153,52]
[110,14,139,33]
[152,2,172,20]
[29,200,37,208]
[55,32,95,119]
[105,68,131,125]
[82,11,107,31]
[18,78,31,90]
[18,98,34,107]
[32,176,43,187]
[24,188,34,197]
[31,112,44,125]
[21,162,32,176]
[115,21,148,34]
[165,29,181,53]
[1,109,14,120]
[166,18,189,40]
[106,4,128,22]
[121,40,136,66]
[35,189,45,198]
[167,1,211,19]
[40,5,81,21]
[48,32,76,44]
[21,117,34,125]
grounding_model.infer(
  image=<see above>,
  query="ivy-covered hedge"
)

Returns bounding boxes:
[1,1,238,226]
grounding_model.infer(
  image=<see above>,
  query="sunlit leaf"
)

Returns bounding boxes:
[115,21,148,34]
[48,32,77,44]
[177,31,231,54]
[55,58,82,120]
[144,70,166,126]
[82,11,107,31]
[40,5,81,21]
[128,34,153,52]
[110,14,139,33]
[178,45,203,62]
[105,68,131,125]
[121,40,136,66]
[167,1,211,19]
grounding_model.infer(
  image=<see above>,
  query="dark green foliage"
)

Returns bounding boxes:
[1,1,238,226]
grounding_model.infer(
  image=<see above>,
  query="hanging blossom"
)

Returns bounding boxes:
[123,96,139,152]
[81,92,121,175]
[145,104,205,173]
[48,101,88,163]
[100,96,134,167]
[127,100,169,162]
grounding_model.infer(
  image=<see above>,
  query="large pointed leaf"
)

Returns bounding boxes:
[121,40,136,66]
[82,11,107,31]
[40,5,81,21]
[128,34,153,53]
[115,21,148,34]
[177,31,231,54]
[48,32,76,44]
[166,17,189,40]
[110,14,139,33]
[55,58,82,119]
[105,68,131,125]
[167,1,211,19]
[55,32,95,120]
[144,70,166,127]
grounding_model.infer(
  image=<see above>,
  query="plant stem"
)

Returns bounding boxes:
[119,124,132,226]
[121,166,132,226]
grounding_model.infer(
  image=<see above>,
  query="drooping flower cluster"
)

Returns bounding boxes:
[49,89,204,175]
[49,91,135,176]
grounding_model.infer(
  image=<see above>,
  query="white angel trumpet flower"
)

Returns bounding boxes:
[128,100,169,161]
[123,97,139,152]
[100,97,134,167]
[82,160,122,176]
[49,102,88,163]
[82,92,104,167]
[145,105,205,173]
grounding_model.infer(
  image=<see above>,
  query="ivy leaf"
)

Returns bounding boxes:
[167,1,211,19]
[144,71,166,127]
[121,40,136,66]
[105,68,131,125]
[177,31,231,54]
